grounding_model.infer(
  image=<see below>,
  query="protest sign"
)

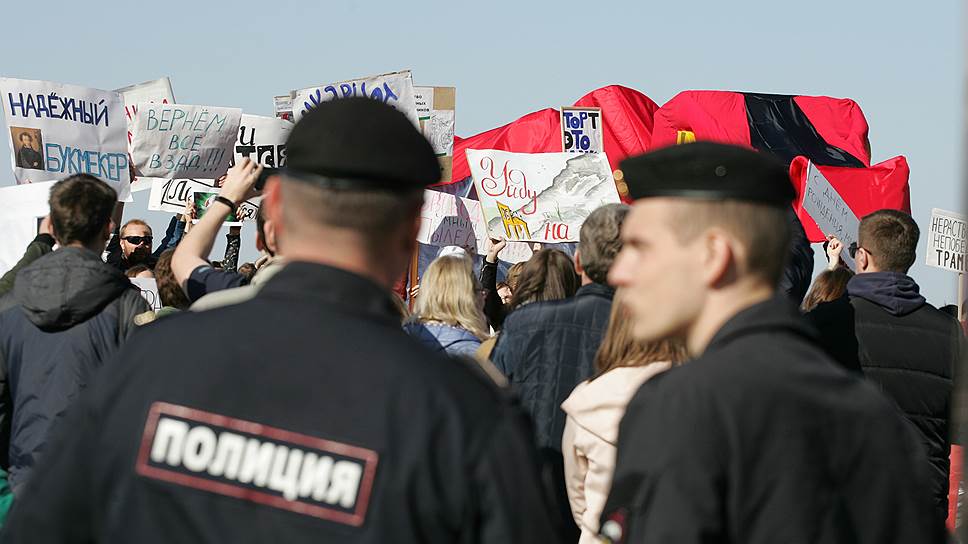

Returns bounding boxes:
[0,181,57,276]
[418,189,487,253]
[234,114,292,168]
[115,77,175,145]
[467,150,620,243]
[801,161,861,269]
[415,86,456,182]
[273,95,293,121]
[560,106,603,154]
[149,178,259,221]
[191,190,242,226]
[291,70,419,126]
[130,104,242,179]
[926,208,967,274]
[0,78,130,195]
[130,277,162,312]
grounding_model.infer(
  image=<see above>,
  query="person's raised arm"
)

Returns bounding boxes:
[105,202,125,268]
[171,159,261,292]
[481,238,508,330]
[0,216,55,297]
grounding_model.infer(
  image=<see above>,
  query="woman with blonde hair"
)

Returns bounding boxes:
[404,255,489,357]
[560,297,688,543]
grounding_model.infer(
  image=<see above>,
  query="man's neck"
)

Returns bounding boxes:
[686,283,775,356]
[63,241,106,254]
[281,240,397,289]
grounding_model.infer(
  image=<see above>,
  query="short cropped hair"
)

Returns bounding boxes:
[858,209,919,273]
[49,174,116,246]
[280,180,423,252]
[579,203,629,284]
[666,200,791,286]
[121,219,152,236]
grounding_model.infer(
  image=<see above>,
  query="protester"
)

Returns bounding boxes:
[480,239,511,330]
[404,254,489,357]
[489,204,625,538]
[155,248,190,314]
[189,205,285,311]
[598,142,942,544]
[504,248,579,312]
[780,209,814,304]
[561,298,687,544]
[506,261,525,292]
[171,176,283,306]
[3,98,559,543]
[807,209,961,524]
[0,174,150,501]
[800,236,854,312]
[0,216,55,297]
[104,213,184,272]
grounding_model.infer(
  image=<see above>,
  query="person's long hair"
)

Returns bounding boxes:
[592,298,688,380]
[801,267,854,312]
[413,255,489,340]
[508,249,579,310]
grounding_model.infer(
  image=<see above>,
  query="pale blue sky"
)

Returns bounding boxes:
[1,0,963,304]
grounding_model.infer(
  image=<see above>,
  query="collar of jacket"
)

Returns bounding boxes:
[703,295,817,355]
[259,261,399,324]
[576,282,615,300]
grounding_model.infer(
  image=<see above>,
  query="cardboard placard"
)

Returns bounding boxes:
[467,149,620,243]
[130,104,242,179]
[926,208,967,273]
[560,106,603,153]
[0,77,130,198]
[801,161,861,269]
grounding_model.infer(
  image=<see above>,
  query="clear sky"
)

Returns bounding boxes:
[1,0,963,305]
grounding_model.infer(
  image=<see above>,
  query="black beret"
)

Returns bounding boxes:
[284,97,440,190]
[619,142,795,207]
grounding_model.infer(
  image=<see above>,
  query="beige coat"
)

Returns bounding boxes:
[560,363,671,544]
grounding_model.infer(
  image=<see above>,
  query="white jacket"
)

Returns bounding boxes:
[560,363,671,544]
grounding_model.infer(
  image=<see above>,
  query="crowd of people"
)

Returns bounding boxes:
[0,97,961,543]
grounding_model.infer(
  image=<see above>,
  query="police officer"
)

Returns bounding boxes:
[597,142,943,544]
[3,98,560,543]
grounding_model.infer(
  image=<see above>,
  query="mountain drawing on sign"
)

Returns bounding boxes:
[486,154,617,237]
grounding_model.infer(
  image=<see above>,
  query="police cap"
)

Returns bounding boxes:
[284,97,440,191]
[619,142,795,207]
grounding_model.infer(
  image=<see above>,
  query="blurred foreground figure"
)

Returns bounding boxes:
[598,143,943,544]
[3,99,559,543]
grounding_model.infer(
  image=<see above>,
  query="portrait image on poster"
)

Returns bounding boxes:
[10,127,44,171]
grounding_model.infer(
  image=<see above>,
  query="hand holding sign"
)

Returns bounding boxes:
[219,158,262,205]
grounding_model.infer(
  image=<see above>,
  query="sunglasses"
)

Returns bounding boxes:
[847,242,871,259]
[122,236,153,246]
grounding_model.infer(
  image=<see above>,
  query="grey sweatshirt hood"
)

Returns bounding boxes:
[13,247,134,331]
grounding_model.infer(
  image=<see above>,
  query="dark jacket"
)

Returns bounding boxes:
[480,260,506,330]
[3,262,560,543]
[806,272,958,523]
[601,296,944,544]
[491,283,614,451]
[0,234,55,298]
[0,247,148,495]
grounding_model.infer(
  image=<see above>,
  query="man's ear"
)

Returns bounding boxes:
[574,249,584,276]
[700,229,735,288]
[857,247,870,272]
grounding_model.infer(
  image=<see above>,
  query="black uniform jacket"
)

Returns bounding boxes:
[599,296,943,544]
[2,262,559,543]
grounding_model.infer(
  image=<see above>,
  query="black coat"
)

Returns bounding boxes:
[806,272,959,523]
[600,296,943,544]
[0,248,148,494]
[491,283,614,451]
[2,263,560,543]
